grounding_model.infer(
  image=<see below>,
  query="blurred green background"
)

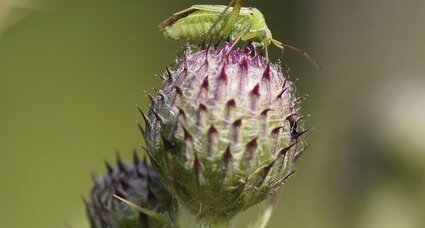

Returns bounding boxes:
[1,0,424,227]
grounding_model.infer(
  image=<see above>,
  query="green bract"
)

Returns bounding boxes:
[142,42,307,224]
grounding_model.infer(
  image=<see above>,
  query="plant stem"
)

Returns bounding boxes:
[176,203,230,228]
[249,192,280,228]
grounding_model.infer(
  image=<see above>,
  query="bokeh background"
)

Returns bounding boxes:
[1,0,424,227]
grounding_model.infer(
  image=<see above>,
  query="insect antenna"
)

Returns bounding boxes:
[271,39,320,69]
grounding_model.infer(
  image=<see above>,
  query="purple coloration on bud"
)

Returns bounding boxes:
[85,152,175,228]
[143,42,307,221]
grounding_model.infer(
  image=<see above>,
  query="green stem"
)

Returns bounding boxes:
[200,220,230,228]
[249,192,280,228]
[177,203,230,228]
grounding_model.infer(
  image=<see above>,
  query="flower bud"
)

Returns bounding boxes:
[85,152,175,228]
[142,43,307,221]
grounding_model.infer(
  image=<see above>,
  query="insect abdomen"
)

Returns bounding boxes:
[163,11,250,41]
[163,13,219,41]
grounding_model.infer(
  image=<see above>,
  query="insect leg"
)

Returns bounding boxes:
[226,22,253,53]
[240,31,263,41]
[265,42,269,60]
[222,0,244,38]
[241,31,269,60]
[271,39,320,69]
[206,0,235,43]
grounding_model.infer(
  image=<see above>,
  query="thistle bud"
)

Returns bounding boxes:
[143,43,307,223]
[85,152,175,228]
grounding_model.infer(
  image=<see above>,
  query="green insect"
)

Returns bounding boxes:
[159,0,319,68]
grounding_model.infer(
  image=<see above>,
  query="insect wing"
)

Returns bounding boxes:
[190,5,228,13]
[159,5,231,30]
[159,7,198,29]
[192,5,253,15]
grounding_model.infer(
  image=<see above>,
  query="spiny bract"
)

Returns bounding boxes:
[85,152,175,228]
[142,42,307,221]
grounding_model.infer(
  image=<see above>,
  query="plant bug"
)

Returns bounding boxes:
[159,0,319,68]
